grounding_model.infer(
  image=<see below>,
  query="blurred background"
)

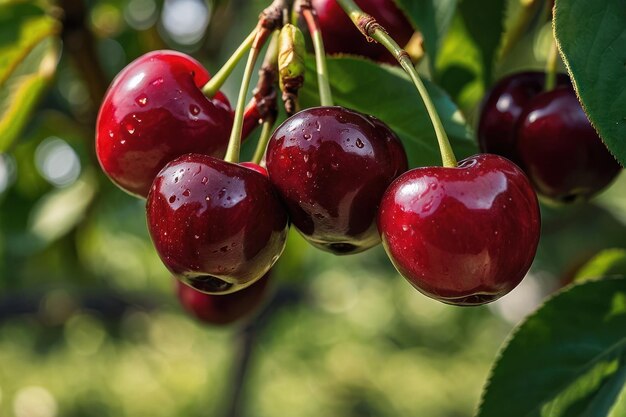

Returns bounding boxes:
[1,0,626,416]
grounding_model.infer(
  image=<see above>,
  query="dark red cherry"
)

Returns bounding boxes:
[147,154,289,294]
[177,272,271,325]
[516,86,622,203]
[378,154,541,306]
[312,0,414,60]
[96,50,234,198]
[478,71,569,161]
[266,106,407,255]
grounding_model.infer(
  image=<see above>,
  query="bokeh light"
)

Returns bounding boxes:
[34,137,81,187]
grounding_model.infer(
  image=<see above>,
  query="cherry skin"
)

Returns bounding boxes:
[378,154,541,306]
[516,86,622,203]
[312,0,414,60]
[96,50,234,198]
[177,272,271,326]
[478,71,569,161]
[147,154,289,294]
[266,106,407,255]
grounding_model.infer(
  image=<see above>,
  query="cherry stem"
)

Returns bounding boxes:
[299,0,334,106]
[544,35,559,91]
[224,27,270,163]
[202,29,256,98]
[335,0,457,167]
[252,120,275,164]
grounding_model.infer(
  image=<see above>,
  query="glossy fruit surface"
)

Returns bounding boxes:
[177,272,271,325]
[516,87,622,203]
[378,154,540,306]
[266,106,407,255]
[96,50,233,198]
[147,154,289,294]
[478,71,569,161]
[312,0,414,60]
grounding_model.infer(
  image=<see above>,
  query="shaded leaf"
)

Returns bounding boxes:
[301,56,477,168]
[554,0,626,166]
[477,278,626,417]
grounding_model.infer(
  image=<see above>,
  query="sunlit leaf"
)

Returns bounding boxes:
[554,0,626,165]
[477,278,626,417]
[0,3,60,151]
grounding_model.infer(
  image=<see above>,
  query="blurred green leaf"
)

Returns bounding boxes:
[554,0,626,166]
[575,249,626,283]
[0,3,60,151]
[393,0,457,69]
[477,277,626,417]
[435,13,484,113]
[458,0,506,85]
[301,56,477,168]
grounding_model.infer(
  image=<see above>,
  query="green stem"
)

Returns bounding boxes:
[335,0,456,167]
[252,120,275,164]
[202,29,256,97]
[224,31,266,164]
[302,6,334,106]
[544,35,559,91]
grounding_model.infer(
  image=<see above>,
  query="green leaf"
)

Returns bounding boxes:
[0,3,60,151]
[458,0,507,85]
[554,0,626,166]
[575,249,626,284]
[301,56,477,168]
[476,278,626,417]
[392,0,457,68]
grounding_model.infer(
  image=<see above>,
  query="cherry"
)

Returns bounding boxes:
[516,86,622,203]
[147,154,289,294]
[378,154,540,306]
[266,106,407,255]
[177,272,271,325]
[96,50,234,198]
[312,0,414,60]
[477,71,569,161]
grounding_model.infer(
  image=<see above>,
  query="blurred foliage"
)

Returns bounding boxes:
[0,0,624,416]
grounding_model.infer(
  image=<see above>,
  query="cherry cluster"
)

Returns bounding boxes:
[95,0,620,325]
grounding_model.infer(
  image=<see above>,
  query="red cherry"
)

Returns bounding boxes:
[312,0,414,60]
[96,50,234,198]
[378,154,541,306]
[516,86,622,203]
[147,154,289,294]
[266,106,407,254]
[177,272,271,325]
[478,71,569,161]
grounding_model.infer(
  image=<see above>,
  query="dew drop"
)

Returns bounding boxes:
[315,121,321,132]
[355,138,364,148]
[303,154,310,163]
[402,225,409,232]
[120,140,126,145]
[108,130,114,139]
[125,122,135,135]
[205,196,211,201]
[169,195,176,203]
[303,133,312,140]
[201,176,208,184]
[136,94,148,106]
[182,189,190,197]
[174,177,179,183]
[194,235,200,239]
[151,78,164,86]
[306,171,313,178]
[331,162,339,170]
[218,188,226,198]
[189,104,201,116]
